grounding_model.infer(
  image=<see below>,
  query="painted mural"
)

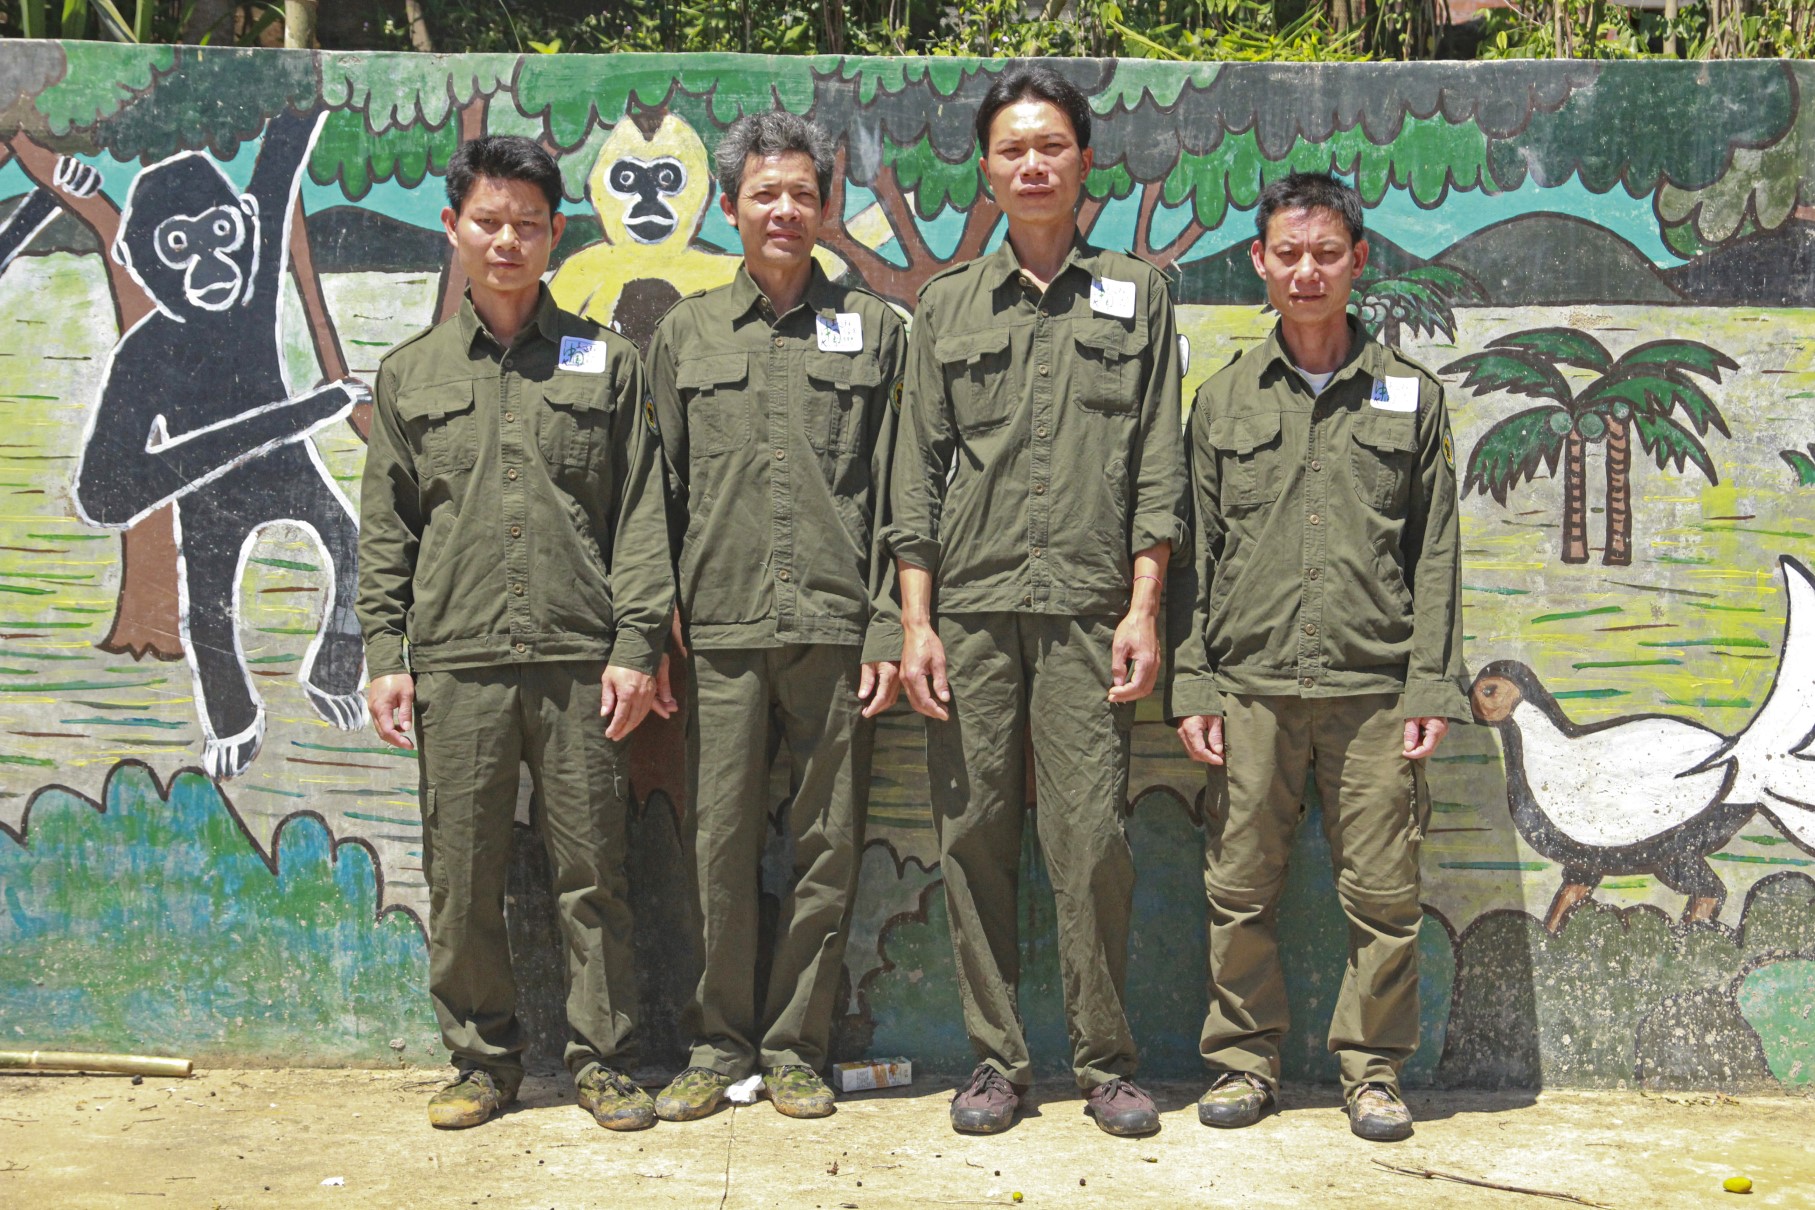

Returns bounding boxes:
[2,43,1814,1091]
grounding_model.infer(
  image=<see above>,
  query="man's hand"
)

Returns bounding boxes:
[1177,714,1224,765]
[601,664,658,741]
[1403,716,1449,759]
[901,623,950,721]
[858,661,901,719]
[1108,607,1159,703]
[367,673,416,749]
[651,653,679,720]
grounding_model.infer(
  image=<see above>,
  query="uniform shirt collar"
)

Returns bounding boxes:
[982,230,1097,292]
[1258,313,1377,387]
[729,260,837,325]
[458,284,563,353]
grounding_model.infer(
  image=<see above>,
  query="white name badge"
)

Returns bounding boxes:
[1370,375,1420,413]
[816,312,864,353]
[557,336,608,374]
[1089,277,1136,319]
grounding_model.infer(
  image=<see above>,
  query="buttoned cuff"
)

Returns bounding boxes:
[860,618,904,665]
[1165,674,1223,723]
[605,627,664,678]
[365,634,409,680]
[1130,510,1189,556]
[1401,677,1472,723]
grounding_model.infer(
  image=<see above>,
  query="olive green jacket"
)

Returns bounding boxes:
[1166,317,1469,721]
[888,238,1189,616]
[645,264,907,663]
[356,289,673,679]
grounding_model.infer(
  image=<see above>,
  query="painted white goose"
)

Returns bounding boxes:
[1468,555,1815,932]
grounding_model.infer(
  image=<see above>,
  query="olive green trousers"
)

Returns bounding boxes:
[415,661,635,1084]
[682,644,872,1077]
[1199,692,1430,1096]
[925,612,1138,1091]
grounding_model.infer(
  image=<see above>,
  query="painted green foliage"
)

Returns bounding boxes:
[24,41,171,138]
[0,763,436,1061]
[309,109,460,201]
[86,47,320,159]
[512,53,815,151]
[1441,875,1815,1088]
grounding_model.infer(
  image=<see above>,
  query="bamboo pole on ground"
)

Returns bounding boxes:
[0,1051,194,1078]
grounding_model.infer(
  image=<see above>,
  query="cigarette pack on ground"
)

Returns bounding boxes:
[833,1057,913,1092]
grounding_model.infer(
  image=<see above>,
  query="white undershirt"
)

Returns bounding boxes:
[1295,365,1335,395]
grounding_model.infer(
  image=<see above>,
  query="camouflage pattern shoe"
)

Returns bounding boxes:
[1347,1082,1414,1142]
[1196,1072,1273,1129]
[655,1066,734,1122]
[763,1064,836,1119]
[427,1068,518,1130]
[576,1065,656,1131]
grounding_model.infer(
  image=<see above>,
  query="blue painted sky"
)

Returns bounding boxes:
[2,141,1677,266]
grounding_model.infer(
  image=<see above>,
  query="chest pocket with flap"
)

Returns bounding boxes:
[803,351,882,454]
[396,382,478,476]
[538,375,613,470]
[935,328,1012,435]
[1073,320,1144,414]
[1208,411,1285,510]
[677,353,751,456]
[1349,409,1418,515]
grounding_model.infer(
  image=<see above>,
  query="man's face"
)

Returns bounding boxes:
[1250,206,1369,329]
[443,175,564,295]
[722,151,822,274]
[980,98,1092,227]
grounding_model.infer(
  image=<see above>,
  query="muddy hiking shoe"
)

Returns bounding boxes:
[1347,1082,1414,1142]
[950,1063,1023,1135]
[1197,1072,1274,1129]
[576,1065,656,1131]
[427,1068,518,1130]
[1084,1078,1160,1137]
[764,1065,837,1119]
[654,1067,734,1122]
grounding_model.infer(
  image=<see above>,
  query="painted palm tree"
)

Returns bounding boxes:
[1442,329,1736,566]
[1355,264,1485,348]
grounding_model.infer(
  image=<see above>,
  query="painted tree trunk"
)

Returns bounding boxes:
[5,134,184,660]
[1604,414,1633,566]
[434,94,490,324]
[1562,430,1589,564]
[285,196,368,440]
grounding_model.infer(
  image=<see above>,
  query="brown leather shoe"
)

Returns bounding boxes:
[1084,1078,1160,1137]
[950,1064,1021,1134]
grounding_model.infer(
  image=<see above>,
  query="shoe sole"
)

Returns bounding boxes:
[772,1099,836,1119]
[951,1112,1015,1134]
[1197,1103,1271,1128]
[654,1099,725,1123]
[1351,1120,1414,1142]
[1091,1114,1160,1137]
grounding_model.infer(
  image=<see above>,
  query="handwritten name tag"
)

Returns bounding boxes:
[1089,277,1136,319]
[816,312,864,353]
[558,336,608,374]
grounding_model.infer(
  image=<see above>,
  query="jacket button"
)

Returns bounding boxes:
[774,337,785,348]
[774,449,786,460]
[1309,459,1321,472]
[1031,547,1043,558]
[1307,567,1320,580]
[507,468,518,480]
[1303,623,1317,636]
[515,642,527,654]
[514,584,525,596]
[1308,512,1321,525]
[1036,426,1048,438]
[1301,676,1315,688]
[1033,483,1046,495]
[510,526,522,537]
[778,569,791,582]
[1022,594,1032,605]
[1038,365,1049,376]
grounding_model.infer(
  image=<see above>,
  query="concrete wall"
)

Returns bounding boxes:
[1,45,1812,1090]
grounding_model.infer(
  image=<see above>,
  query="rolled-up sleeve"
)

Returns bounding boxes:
[1130,272,1189,557]
[884,291,953,574]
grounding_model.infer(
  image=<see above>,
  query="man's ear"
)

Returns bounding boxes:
[719,190,738,228]
[442,206,459,248]
[1352,237,1370,279]
[551,211,566,249]
[1249,238,1266,279]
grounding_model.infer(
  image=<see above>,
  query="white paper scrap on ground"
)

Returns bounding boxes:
[726,1074,766,1104]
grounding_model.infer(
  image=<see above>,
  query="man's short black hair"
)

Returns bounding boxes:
[1255,171,1365,245]
[446,136,564,217]
[974,65,1092,154]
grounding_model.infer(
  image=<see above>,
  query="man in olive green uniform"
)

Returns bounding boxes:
[1168,172,1468,1142]
[358,137,674,1132]
[891,67,1187,1137]
[644,112,906,1123]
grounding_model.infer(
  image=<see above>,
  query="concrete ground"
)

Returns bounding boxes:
[0,1069,1809,1208]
